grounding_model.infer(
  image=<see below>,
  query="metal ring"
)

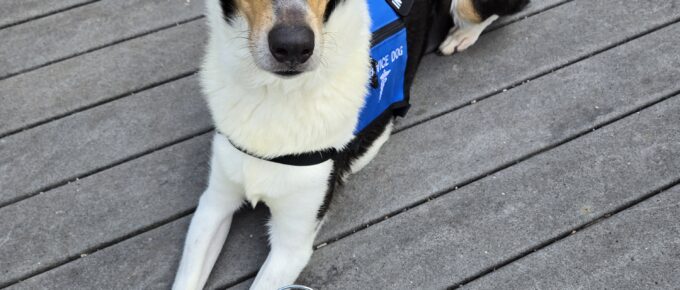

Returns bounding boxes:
[277,285,314,290]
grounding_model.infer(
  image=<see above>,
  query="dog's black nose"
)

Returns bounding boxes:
[268,25,314,65]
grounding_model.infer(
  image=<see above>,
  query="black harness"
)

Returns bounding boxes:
[222,134,339,166]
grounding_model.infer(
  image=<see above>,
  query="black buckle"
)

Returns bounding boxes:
[370,58,379,89]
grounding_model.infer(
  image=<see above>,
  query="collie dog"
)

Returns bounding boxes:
[173,0,528,289]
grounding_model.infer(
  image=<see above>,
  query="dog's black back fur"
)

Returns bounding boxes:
[473,0,530,20]
[403,0,449,91]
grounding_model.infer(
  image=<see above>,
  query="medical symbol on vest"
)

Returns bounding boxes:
[391,0,402,9]
[379,69,391,101]
[372,45,404,101]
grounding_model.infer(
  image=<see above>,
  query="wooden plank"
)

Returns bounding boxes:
[403,0,680,130]
[8,18,680,289]
[0,0,203,80]
[292,96,680,289]
[491,0,570,28]
[5,209,270,290]
[0,0,95,29]
[0,76,211,207]
[0,20,205,137]
[463,185,680,290]
[0,135,211,286]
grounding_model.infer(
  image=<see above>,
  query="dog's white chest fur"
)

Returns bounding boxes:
[203,69,366,157]
[211,134,334,207]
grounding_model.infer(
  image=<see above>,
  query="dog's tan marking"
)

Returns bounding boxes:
[457,0,482,23]
[304,0,329,36]
[234,0,274,30]
[307,0,329,24]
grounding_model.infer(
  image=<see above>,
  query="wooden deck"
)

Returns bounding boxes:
[1,0,679,289]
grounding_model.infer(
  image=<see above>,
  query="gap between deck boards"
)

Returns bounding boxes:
[450,177,680,288]
[0,0,101,30]
[400,15,680,132]
[0,16,203,83]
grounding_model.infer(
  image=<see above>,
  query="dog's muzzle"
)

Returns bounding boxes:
[268,24,315,76]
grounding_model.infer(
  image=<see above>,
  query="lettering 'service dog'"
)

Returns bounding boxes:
[173,0,528,289]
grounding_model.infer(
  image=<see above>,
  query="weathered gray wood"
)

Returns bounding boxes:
[0,20,205,137]
[0,76,211,206]
[491,0,569,28]
[0,134,210,286]
[9,20,680,289]
[6,209,270,290]
[403,0,680,130]
[292,95,680,289]
[462,186,680,290]
[0,0,203,80]
[0,0,94,28]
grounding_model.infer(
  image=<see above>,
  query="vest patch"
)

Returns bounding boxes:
[355,0,410,133]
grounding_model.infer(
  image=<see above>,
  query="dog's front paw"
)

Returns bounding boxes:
[438,27,481,55]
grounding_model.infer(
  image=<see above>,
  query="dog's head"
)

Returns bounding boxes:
[212,0,347,77]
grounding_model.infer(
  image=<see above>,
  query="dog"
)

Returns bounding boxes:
[172,0,529,289]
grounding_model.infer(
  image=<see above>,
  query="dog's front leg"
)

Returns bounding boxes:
[439,14,499,55]
[173,139,245,290]
[250,188,327,290]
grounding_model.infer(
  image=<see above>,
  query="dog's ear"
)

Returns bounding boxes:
[233,0,276,33]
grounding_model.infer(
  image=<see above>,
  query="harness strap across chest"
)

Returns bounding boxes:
[222,133,340,166]
[222,0,413,166]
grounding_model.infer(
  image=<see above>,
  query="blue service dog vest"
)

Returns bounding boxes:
[356,0,412,133]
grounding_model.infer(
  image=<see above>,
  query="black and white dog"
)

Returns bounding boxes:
[173,0,528,289]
